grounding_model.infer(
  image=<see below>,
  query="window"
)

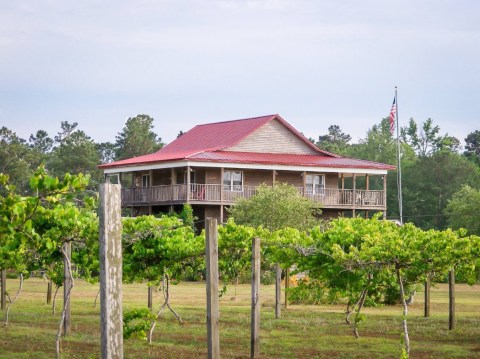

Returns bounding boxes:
[142,174,150,187]
[306,174,324,194]
[223,171,243,191]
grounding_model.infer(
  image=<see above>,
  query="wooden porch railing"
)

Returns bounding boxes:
[122,184,385,209]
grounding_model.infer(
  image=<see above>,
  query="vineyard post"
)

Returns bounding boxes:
[63,242,72,336]
[251,237,260,359]
[449,269,455,330]
[148,286,153,310]
[285,267,289,309]
[206,218,220,359]
[47,278,52,305]
[275,263,281,319]
[1,269,6,310]
[424,276,430,317]
[99,183,123,359]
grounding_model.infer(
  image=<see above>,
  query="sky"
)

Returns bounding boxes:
[1,0,479,147]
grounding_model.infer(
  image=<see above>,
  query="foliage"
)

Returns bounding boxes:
[287,278,328,305]
[315,125,351,155]
[217,219,257,294]
[464,130,480,164]
[48,126,102,188]
[177,204,197,230]
[401,118,458,156]
[444,185,480,235]
[401,151,480,229]
[123,308,157,340]
[228,182,322,232]
[0,127,32,191]
[114,114,163,160]
[122,215,204,284]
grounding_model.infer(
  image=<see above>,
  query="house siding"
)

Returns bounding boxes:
[206,168,221,184]
[276,171,303,187]
[325,173,338,188]
[244,169,274,186]
[227,119,319,155]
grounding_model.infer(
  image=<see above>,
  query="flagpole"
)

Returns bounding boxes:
[395,86,404,224]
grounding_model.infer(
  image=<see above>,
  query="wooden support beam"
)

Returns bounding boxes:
[99,183,124,359]
[148,286,153,310]
[424,276,430,318]
[63,242,72,336]
[47,279,52,305]
[275,263,281,319]
[251,237,261,359]
[285,268,289,308]
[1,269,6,310]
[449,269,455,330]
[186,166,191,202]
[206,218,220,359]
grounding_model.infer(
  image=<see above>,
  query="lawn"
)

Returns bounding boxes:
[0,278,479,358]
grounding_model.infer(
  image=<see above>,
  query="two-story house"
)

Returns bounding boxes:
[99,114,395,227]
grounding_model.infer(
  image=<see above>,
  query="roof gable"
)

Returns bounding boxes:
[227,118,320,155]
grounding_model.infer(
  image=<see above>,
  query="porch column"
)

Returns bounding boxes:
[187,166,191,202]
[341,174,344,190]
[220,168,224,203]
[272,170,276,185]
[303,171,307,196]
[365,174,369,219]
[352,173,356,218]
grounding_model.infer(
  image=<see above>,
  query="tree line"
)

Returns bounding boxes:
[0,114,163,192]
[1,114,479,232]
[310,118,480,232]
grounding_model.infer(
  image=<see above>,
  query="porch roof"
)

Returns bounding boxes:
[101,150,395,171]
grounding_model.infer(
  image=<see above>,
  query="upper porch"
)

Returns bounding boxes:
[111,165,388,212]
[121,183,386,210]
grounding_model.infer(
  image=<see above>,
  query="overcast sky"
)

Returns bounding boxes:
[1,0,479,147]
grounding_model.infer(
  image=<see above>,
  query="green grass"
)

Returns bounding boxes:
[0,278,479,358]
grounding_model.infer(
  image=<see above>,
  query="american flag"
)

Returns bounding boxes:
[389,97,396,135]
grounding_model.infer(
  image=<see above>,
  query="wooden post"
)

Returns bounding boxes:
[251,237,261,359]
[449,269,455,330]
[99,183,123,359]
[47,279,52,305]
[272,170,276,185]
[148,286,153,310]
[285,268,289,309]
[365,174,369,219]
[302,171,307,196]
[63,241,72,336]
[424,276,430,318]
[220,167,224,202]
[206,218,220,359]
[275,263,281,319]
[186,166,191,202]
[1,269,6,310]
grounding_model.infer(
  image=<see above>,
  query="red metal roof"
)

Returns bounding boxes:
[190,151,396,170]
[99,114,395,171]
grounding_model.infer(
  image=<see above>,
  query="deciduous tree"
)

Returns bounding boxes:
[444,185,480,235]
[228,182,322,231]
